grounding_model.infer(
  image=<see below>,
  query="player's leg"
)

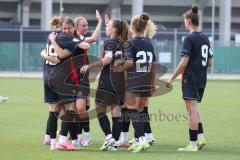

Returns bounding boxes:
[126,91,148,153]
[197,88,206,149]
[75,97,87,146]
[43,84,60,147]
[57,102,79,151]
[83,96,91,146]
[142,99,156,145]
[178,99,199,152]
[108,105,122,151]
[68,102,80,148]
[46,104,60,150]
[116,105,130,147]
[96,104,115,151]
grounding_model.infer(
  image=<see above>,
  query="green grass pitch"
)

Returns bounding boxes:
[0,78,239,160]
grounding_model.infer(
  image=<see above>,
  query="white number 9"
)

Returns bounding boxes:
[201,45,208,66]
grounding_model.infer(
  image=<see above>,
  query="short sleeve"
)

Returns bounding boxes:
[150,43,156,62]
[181,36,192,58]
[105,50,113,58]
[125,39,134,60]
[208,45,213,59]
[57,35,82,55]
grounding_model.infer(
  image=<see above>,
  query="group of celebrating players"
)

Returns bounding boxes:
[41,4,213,153]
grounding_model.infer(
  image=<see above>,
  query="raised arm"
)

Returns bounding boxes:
[84,10,102,43]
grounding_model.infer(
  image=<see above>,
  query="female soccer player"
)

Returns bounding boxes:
[41,16,90,150]
[166,4,213,152]
[80,18,129,151]
[115,13,156,153]
[117,19,157,147]
[73,10,102,147]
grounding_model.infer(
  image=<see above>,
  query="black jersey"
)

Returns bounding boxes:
[101,37,125,76]
[127,37,156,74]
[125,37,156,97]
[95,37,125,105]
[43,33,81,103]
[45,32,82,66]
[181,32,213,88]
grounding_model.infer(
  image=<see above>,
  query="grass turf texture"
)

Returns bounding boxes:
[0,78,239,160]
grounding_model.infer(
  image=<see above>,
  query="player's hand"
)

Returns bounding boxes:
[96,10,102,23]
[49,32,57,42]
[80,65,89,74]
[47,56,60,64]
[104,15,110,27]
[165,79,172,88]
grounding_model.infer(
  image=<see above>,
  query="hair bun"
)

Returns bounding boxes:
[140,13,150,22]
[191,4,199,14]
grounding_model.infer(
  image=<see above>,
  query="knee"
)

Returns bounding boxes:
[61,110,76,121]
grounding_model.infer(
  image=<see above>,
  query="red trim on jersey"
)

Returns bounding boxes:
[70,58,78,87]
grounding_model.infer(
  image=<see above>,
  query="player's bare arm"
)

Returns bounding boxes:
[166,56,189,88]
[84,10,102,43]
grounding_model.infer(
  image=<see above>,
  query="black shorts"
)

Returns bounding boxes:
[44,65,75,104]
[95,73,125,106]
[44,84,75,104]
[182,86,205,103]
[126,72,153,98]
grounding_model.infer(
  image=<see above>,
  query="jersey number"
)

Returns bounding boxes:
[201,45,208,66]
[46,44,58,65]
[136,51,153,72]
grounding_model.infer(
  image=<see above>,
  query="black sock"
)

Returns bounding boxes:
[98,112,111,136]
[121,108,130,132]
[134,131,138,139]
[112,117,122,141]
[128,109,144,138]
[143,107,152,134]
[76,121,82,136]
[198,122,204,134]
[45,112,50,135]
[69,122,78,140]
[60,110,75,137]
[75,114,82,136]
[83,115,90,132]
[49,112,59,139]
[189,129,198,141]
[86,105,90,111]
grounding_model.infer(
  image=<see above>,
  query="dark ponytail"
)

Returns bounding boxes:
[111,19,129,40]
[183,4,200,26]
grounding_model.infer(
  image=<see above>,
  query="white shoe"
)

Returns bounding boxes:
[147,137,156,145]
[99,137,115,151]
[82,137,90,147]
[0,96,8,103]
[50,143,56,150]
[77,137,85,146]
[107,146,117,151]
